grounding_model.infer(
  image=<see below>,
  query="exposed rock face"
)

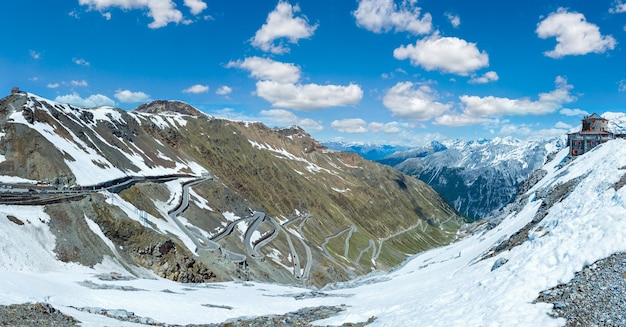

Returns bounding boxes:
[390,138,553,220]
[134,100,206,117]
[137,240,216,283]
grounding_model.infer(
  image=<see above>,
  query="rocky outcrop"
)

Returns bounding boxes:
[136,240,216,283]
[134,100,206,117]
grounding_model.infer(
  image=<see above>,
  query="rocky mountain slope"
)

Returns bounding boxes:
[0,91,463,287]
[2,122,625,326]
[384,137,558,220]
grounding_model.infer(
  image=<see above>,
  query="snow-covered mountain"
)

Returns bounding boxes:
[602,111,626,134]
[387,137,562,220]
[322,141,411,161]
[2,129,625,326]
[0,91,463,289]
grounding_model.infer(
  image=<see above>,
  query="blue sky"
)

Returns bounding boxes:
[1,0,625,145]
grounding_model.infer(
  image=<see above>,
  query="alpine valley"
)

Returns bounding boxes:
[2,90,626,326]
[0,91,463,287]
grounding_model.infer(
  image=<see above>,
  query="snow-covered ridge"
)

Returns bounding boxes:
[4,92,206,185]
[0,135,624,326]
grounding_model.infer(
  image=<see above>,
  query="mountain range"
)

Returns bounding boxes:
[2,108,626,325]
[0,91,463,288]
[327,112,626,221]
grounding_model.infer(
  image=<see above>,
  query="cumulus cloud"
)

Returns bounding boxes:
[229,56,361,110]
[469,71,499,84]
[331,119,368,133]
[71,80,89,87]
[394,33,489,75]
[555,121,573,129]
[182,84,209,94]
[383,81,451,120]
[536,8,616,58]
[226,57,300,84]
[47,83,60,89]
[251,1,317,54]
[114,89,151,103]
[446,12,460,28]
[368,121,401,133]
[260,109,323,131]
[256,81,363,111]
[55,92,115,108]
[216,86,232,95]
[460,76,575,117]
[559,108,589,116]
[184,0,207,15]
[73,57,90,66]
[78,0,203,28]
[436,76,576,127]
[353,0,432,34]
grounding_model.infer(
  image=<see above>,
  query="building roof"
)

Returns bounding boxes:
[585,113,605,120]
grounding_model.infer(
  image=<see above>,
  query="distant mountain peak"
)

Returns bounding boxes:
[134,100,207,117]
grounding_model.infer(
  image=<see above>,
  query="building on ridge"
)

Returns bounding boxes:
[567,113,614,156]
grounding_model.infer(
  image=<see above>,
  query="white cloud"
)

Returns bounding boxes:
[499,123,533,136]
[182,84,209,94]
[227,57,300,84]
[383,81,451,120]
[368,121,401,133]
[260,109,323,131]
[114,89,151,103]
[436,76,576,127]
[536,8,616,58]
[555,121,573,129]
[610,2,626,13]
[353,0,432,35]
[255,81,363,111]
[69,10,80,18]
[73,58,90,66]
[469,71,499,84]
[29,50,41,60]
[47,83,60,89]
[559,108,589,116]
[434,114,495,127]
[55,92,115,108]
[71,80,89,87]
[216,86,232,95]
[499,123,568,140]
[446,12,460,28]
[183,0,207,15]
[394,33,489,75]
[78,0,192,29]
[211,108,256,122]
[331,119,368,134]
[619,80,626,92]
[461,76,575,117]
[251,1,317,54]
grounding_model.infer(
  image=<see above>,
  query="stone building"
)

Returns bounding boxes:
[567,113,614,156]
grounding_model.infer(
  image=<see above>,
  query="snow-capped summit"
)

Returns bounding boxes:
[389,136,554,220]
[603,111,626,134]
